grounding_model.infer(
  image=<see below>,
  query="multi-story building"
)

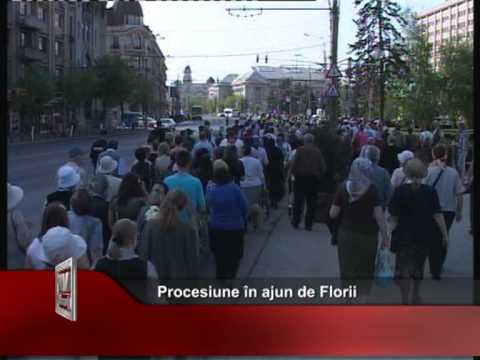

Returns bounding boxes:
[177,66,215,114]
[106,1,168,122]
[232,66,328,113]
[7,1,107,134]
[208,74,238,111]
[417,0,474,69]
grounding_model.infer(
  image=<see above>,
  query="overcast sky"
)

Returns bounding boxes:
[108,0,444,84]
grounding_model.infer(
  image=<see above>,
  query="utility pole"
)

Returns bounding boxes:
[328,0,340,132]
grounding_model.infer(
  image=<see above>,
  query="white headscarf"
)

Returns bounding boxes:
[346,157,373,203]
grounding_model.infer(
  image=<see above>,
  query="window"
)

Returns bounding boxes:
[132,35,142,49]
[55,41,63,57]
[38,6,46,21]
[19,64,26,80]
[55,12,64,29]
[20,32,26,48]
[112,36,120,49]
[26,3,32,16]
[69,16,74,36]
[55,68,62,79]
[126,15,141,25]
[19,2,26,16]
[38,37,47,52]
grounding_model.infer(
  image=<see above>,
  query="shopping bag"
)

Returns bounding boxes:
[374,248,394,287]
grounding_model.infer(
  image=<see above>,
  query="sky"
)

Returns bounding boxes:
[108,0,444,84]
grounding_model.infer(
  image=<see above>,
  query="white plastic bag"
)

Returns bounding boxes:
[375,248,394,287]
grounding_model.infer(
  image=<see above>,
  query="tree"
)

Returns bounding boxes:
[15,65,54,133]
[438,40,473,127]
[130,76,155,116]
[350,0,409,120]
[61,68,98,126]
[94,55,135,129]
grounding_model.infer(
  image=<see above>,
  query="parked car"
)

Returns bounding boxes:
[121,112,144,128]
[145,117,158,130]
[192,115,203,121]
[158,118,176,131]
[173,114,186,123]
[217,112,225,117]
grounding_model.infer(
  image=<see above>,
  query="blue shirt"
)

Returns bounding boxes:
[192,140,214,158]
[206,182,248,230]
[165,172,206,222]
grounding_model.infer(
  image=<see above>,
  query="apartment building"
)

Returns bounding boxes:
[417,0,474,69]
[7,1,107,133]
[106,1,168,120]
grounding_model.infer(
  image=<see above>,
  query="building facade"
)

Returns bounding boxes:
[7,1,107,135]
[106,1,168,122]
[417,0,474,69]
[177,66,214,114]
[231,66,328,113]
[208,74,238,111]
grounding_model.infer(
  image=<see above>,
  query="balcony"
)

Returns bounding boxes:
[20,47,46,62]
[18,15,47,32]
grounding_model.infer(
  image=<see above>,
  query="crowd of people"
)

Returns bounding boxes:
[7,114,474,304]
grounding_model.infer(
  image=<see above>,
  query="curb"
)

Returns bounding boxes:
[8,130,149,146]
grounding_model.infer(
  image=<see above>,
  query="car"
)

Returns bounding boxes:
[121,111,144,128]
[145,117,158,129]
[217,112,225,117]
[158,118,176,130]
[223,108,233,117]
[192,115,203,121]
[173,114,186,123]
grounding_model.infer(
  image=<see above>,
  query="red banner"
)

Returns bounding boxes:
[1,271,479,356]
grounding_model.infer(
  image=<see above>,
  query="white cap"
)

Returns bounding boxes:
[397,150,415,165]
[57,166,81,189]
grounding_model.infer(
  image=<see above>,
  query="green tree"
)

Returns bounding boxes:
[61,68,98,126]
[438,40,473,127]
[350,0,410,120]
[94,55,135,129]
[130,76,155,116]
[15,65,55,133]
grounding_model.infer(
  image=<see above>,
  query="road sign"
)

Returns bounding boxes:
[326,64,342,78]
[325,85,339,97]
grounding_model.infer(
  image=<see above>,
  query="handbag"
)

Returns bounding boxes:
[375,248,395,287]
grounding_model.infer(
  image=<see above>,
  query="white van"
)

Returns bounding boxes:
[223,108,233,117]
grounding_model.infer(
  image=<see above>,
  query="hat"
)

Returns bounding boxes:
[68,147,86,160]
[8,183,24,211]
[97,156,118,175]
[397,150,414,165]
[38,226,87,265]
[57,165,81,189]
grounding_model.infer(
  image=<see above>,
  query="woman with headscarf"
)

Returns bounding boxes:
[223,145,245,186]
[192,147,213,194]
[329,157,390,301]
[264,136,285,209]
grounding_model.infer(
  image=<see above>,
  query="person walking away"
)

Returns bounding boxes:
[464,153,474,234]
[277,133,292,160]
[65,147,88,187]
[291,133,326,231]
[192,131,214,159]
[454,121,469,179]
[220,128,244,153]
[240,145,265,229]
[388,158,449,304]
[155,142,173,182]
[136,181,169,245]
[7,183,32,269]
[405,128,420,152]
[109,173,147,228]
[139,190,198,282]
[360,145,392,209]
[131,147,152,192]
[329,158,390,301]
[432,120,444,146]
[352,124,369,158]
[391,150,415,190]
[90,129,108,174]
[97,156,122,202]
[223,145,245,186]
[192,148,213,194]
[95,219,158,303]
[391,124,405,150]
[68,189,104,265]
[379,136,399,175]
[264,137,285,209]
[46,165,81,210]
[164,150,207,256]
[416,136,434,166]
[424,144,464,279]
[98,140,121,176]
[88,174,111,255]
[207,160,248,283]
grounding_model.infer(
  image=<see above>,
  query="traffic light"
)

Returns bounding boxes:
[265,55,268,64]
[256,54,259,63]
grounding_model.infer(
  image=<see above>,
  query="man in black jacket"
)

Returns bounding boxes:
[90,129,108,174]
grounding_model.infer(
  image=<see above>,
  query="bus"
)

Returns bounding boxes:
[191,105,202,120]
